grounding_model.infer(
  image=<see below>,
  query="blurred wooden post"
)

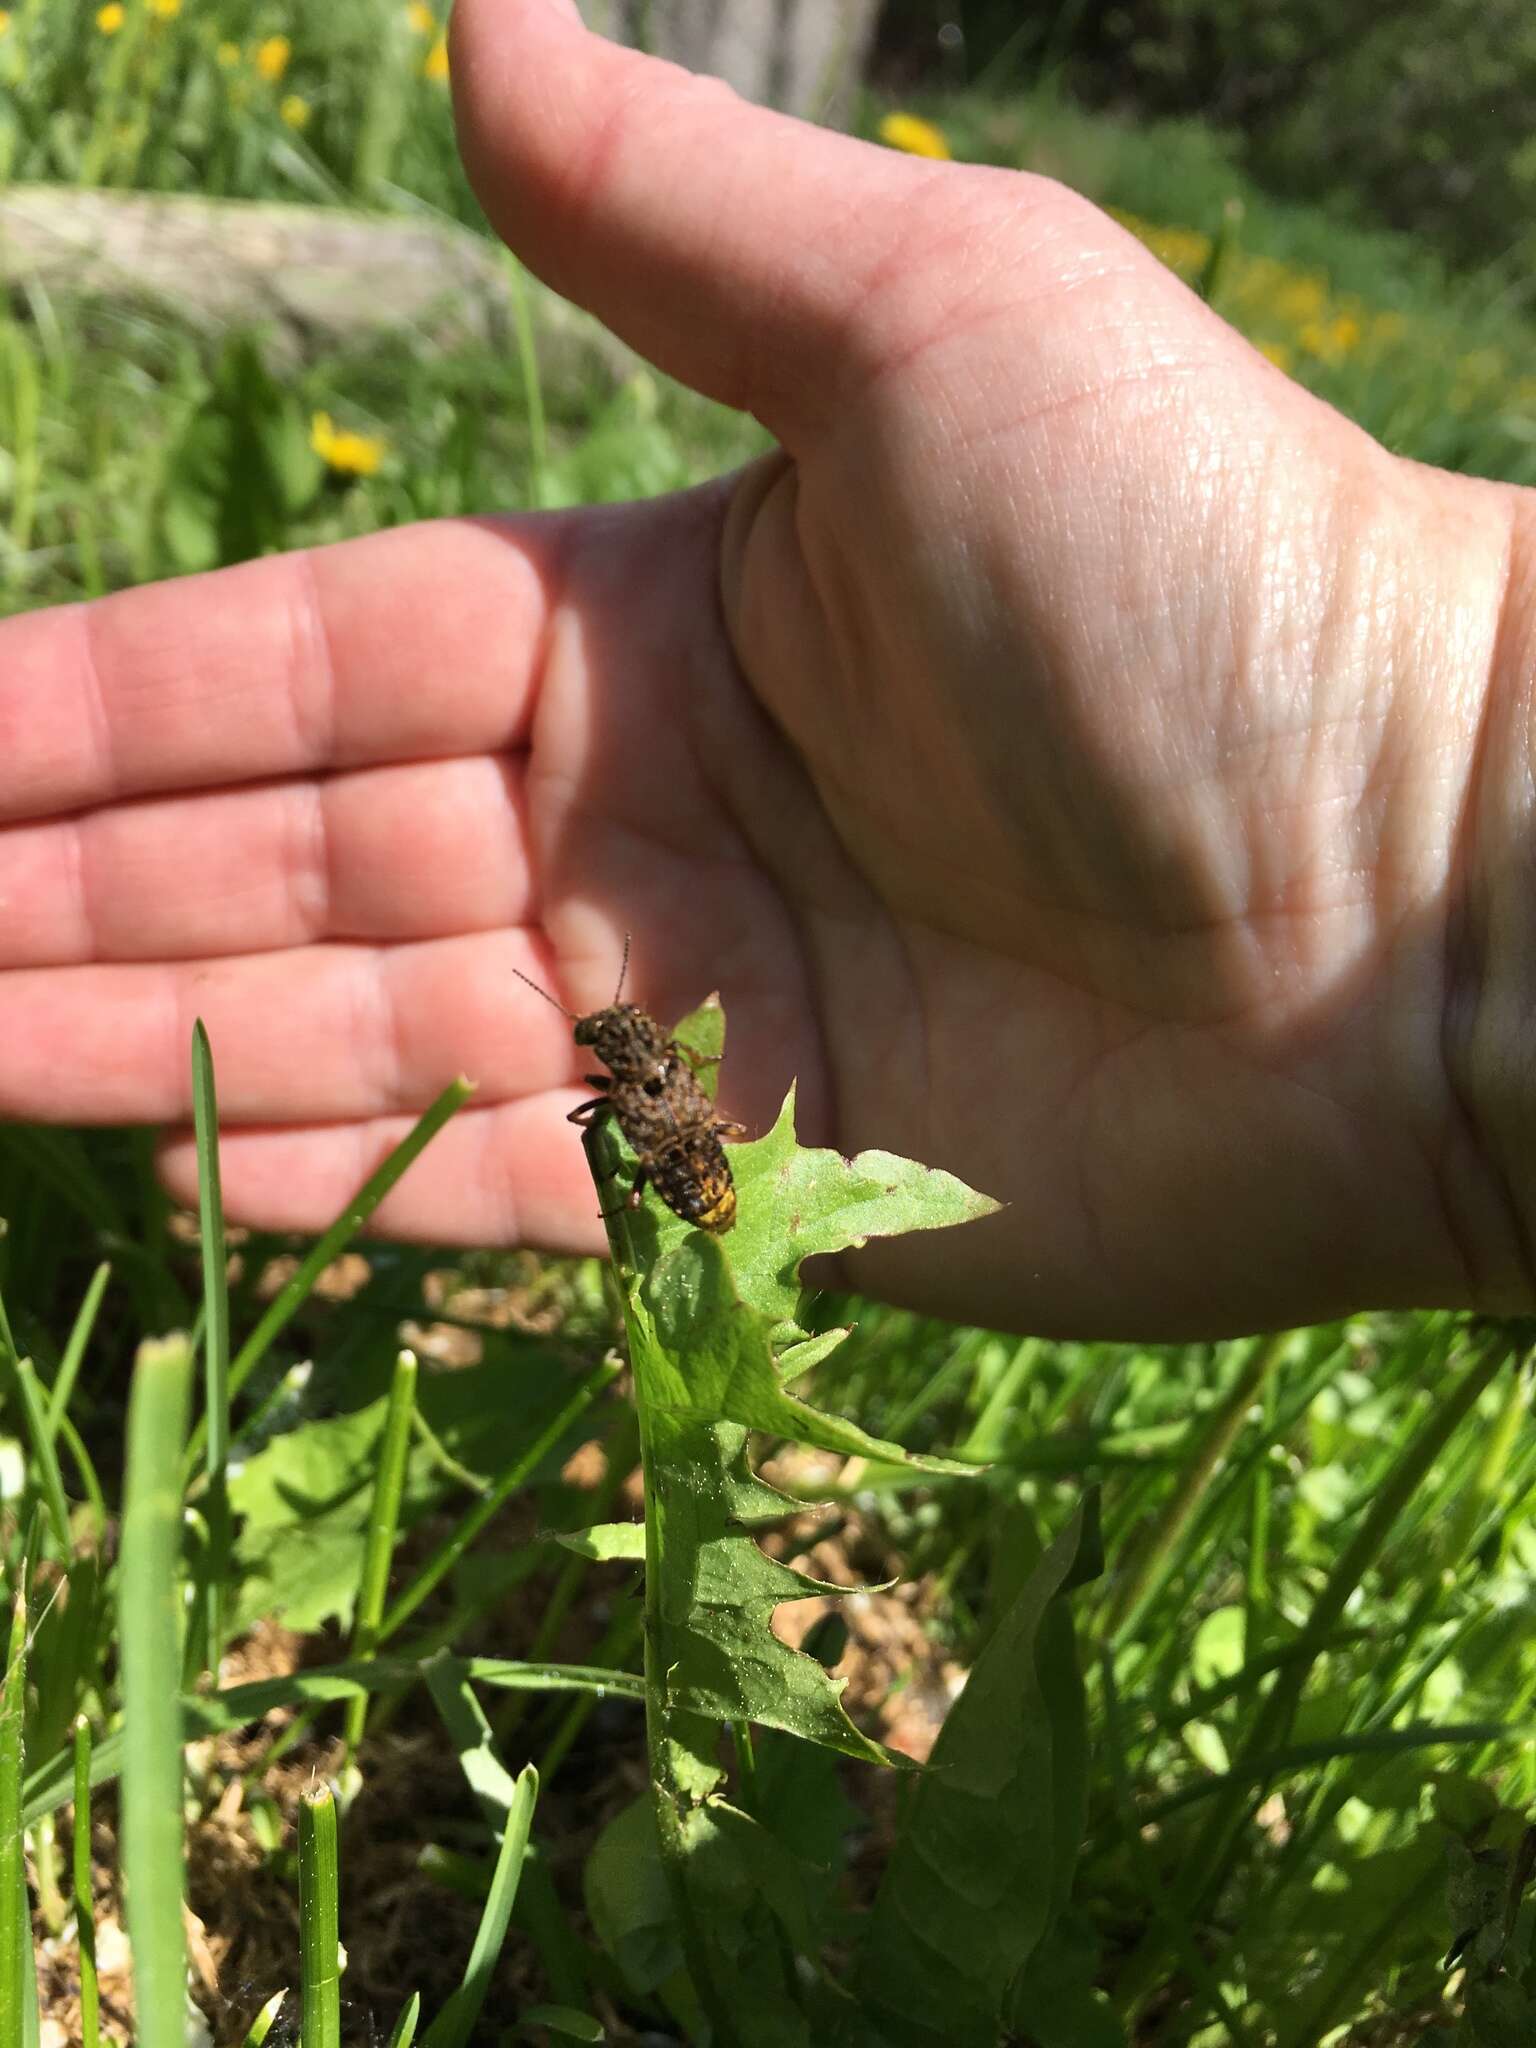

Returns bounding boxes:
[579,0,881,125]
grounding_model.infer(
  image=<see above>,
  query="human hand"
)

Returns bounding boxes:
[2,0,1531,1337]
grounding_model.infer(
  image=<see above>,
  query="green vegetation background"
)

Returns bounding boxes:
[4,4,1536,2043]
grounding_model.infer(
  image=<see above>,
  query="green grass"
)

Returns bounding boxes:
[4,7,1536,2044]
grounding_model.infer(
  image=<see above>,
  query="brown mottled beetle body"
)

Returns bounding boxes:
[514,965,743,1233]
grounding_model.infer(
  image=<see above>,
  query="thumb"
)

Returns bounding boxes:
[447,0,979,443]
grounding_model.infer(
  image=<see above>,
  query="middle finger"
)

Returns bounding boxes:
[0,755,531,966]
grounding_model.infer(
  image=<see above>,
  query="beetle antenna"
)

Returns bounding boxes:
[510,965,577,1020]
[612,932,631,1005]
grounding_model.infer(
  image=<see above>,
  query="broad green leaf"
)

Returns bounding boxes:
[752,1725,861,1934]
[857,1496,1102,2047]
[584,1797,678,1996]
[674,1801,815,2047]
[230,1399,386,1633]
[691,1798,819,1955]
[587,1795,815,2046]
[1006,1919,1125,2048]
[231,1351,580,1633]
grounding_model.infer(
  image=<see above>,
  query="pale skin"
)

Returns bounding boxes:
[4,0,1536,1340]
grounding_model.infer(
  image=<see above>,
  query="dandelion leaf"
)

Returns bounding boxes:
[640,1232,978,1475]
[682,1083,1001,1335]
[640,1411,896,1768]
[855,1495,1102,2045]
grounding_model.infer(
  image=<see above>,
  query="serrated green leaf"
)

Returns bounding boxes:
[700,1086,1000,1332]
[644,1414,896,1768]
[641,1234,977,1477]
[586,1003,1001,2036]
[670,998,725,1102]
[857,1496,1102,2046]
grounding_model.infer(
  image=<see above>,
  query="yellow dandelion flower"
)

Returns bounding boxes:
[310,412,386,478]
[405,1,434,31]
[1256,339,1294,375]
[0,12,12,37]
[255,33,290,82]
[280,92,311,129]
[147,0,181,17]
[424,31,448,81]
[1327,312,1362,356]
[96,2,125,33]
[1273,273,1327,326]
[216,39,240,66]
[877,110,950,160]
[1144,225,1210,277]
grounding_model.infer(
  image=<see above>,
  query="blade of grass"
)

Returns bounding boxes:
[22,1658,640,1826]
[1137,1718,1517,1827]
[425,1652,525,1827]
[1099,1646,1258,2048]
[12,1358,72,1557]
[343,1348,419,1760]
[384,1993,420,2048]
[377,1355,620,1645]
[192,1020,232,1672]
[0,1256,16,1366]
[1102,1331,1290,1641]
[53,1414,106,1550]
[243,1989,291,2048]
[1,1587,31,2048]
[45,1262,111,1443]
[298,1784,342,2048]
[533,1608,644,1784]
[71,1717,98,2048]
[1114,1321,1515,2017]
[120,1332,195,2048]
[186,1075,474,1467]
[421,1765,539,2048]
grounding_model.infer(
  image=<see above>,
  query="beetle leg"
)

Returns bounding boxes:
[583,1074,611,1091]
[713,1118,748,1140]
[598,1164,649,1222]
[567,1098,612,1127]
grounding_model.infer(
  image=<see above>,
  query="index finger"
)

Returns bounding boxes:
[0,515,556,824]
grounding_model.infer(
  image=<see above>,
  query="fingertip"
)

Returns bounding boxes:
[445,0,906,435]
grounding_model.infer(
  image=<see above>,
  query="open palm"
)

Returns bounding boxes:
[1,0,1523,1336]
